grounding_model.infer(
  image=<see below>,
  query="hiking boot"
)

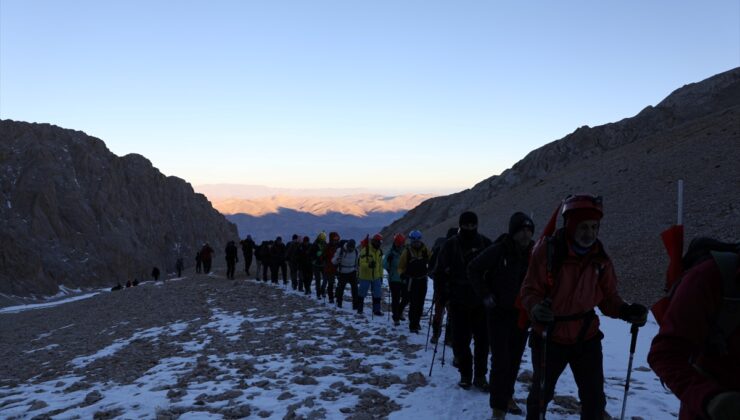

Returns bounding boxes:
[473,376,489,392]
[336,300,343,309]
[373,310,383,316]
[399,315,406,321]
[452,356,459,368]
[458,376,472,390]
[507,399,523,415]
[430,332,440,344]
[492,408,506,419]
[410,326,421,334]
[329,299,335,304]
[393,319,400,327]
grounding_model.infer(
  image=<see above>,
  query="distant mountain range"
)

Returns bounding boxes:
[206,194,435,240]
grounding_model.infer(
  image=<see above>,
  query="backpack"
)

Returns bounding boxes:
[404,245,430,279]
[653,237,740,353]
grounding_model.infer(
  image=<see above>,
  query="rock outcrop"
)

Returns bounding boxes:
[382,67,740,304]
[0,120,239,296]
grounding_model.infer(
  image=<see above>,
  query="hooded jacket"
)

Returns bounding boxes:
[647,256,740,420]
[358,244,383,281]
[520,229,625,345]
[383,245,404,283]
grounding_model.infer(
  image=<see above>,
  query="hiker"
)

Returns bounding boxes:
[176,257,184,277]
[254,241,266,281]
[469,212,535,418]
[309,232,327,299]
[398,230,431,333]
[429,227,458,345]
[520,195,647,420]
[648,238,740,420]
[271,236,288,285]
[286,234,302,290]
[297,236,314,294]
[195,250,202,274]
[225,240,239,280]
[111,282,123,291]
[333,238,359,309]
[435,211,492,391]
[240,235,255,275]
[125,280,132,288]
[200,243,214,274]
[258,241,272,282]
[151,266,160,281]
[357,234,384,316]
[384,233,408,326]
[321,232,341,303]
[132,278,139,286]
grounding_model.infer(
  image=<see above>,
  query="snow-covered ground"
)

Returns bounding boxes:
[0,277,679,419]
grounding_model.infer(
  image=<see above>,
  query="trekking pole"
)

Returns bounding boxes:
[387,281,391,322]
[440,311,449,367]
[425,296,435,351]
[428,308,445,376]
[620,324,640,420]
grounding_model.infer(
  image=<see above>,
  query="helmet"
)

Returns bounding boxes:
[329,231,340,242]
[317,231,327,242]
[393,233,406,247]
[408,230,422,241]
[346,239,356,249]
[372,233,383,242]
[561,194,603,218]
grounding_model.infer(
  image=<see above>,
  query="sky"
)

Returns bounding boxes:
[1,1,738,194]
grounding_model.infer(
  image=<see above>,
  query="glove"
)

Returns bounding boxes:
[707,392,740,420]
[482,294,496,309]
[619,303,648,327]
[531,300,554,324]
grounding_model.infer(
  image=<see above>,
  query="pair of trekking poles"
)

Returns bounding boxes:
[535,302,641,420]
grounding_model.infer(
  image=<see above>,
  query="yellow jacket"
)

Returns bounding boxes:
[358,245,383,280]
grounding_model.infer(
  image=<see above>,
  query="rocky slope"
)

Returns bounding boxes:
[382,67,740,304]
[0,120,239,297]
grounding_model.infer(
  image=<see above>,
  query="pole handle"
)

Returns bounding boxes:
[629,324,639,354]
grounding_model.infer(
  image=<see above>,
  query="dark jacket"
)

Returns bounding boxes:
[296,242,313,270]
[309,241,326,269]
[648,256,740,420]
[240,238,255,257]
[286,241,300,263]
[225,243,238,261]
[434,233,492,306]
[271,241,287,263]
[468,233,532,313]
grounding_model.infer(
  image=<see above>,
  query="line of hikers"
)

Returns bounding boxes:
[195,193,739,420]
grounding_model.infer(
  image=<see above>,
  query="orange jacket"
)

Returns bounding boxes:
[520,233,625,345]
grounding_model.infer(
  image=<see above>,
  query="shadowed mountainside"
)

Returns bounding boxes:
[382,67,740,304]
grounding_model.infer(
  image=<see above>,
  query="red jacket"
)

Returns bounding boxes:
[520,235,624,345]
[647,258,740,420]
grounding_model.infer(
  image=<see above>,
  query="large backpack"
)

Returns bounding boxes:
[404,246,430,279]
[653,237,740,353]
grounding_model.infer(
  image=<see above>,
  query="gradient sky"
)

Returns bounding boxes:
[1,1,738,193]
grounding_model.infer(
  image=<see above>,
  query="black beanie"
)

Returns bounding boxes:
[508,212,535,236]
[459,211,478,227]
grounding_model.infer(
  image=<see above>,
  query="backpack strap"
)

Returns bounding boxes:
[710,251,740,354]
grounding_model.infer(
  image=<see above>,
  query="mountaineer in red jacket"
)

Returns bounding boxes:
[520,195,647,420]
[648,248,740,420]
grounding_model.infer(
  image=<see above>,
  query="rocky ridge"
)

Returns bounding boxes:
[0,120,239,297]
